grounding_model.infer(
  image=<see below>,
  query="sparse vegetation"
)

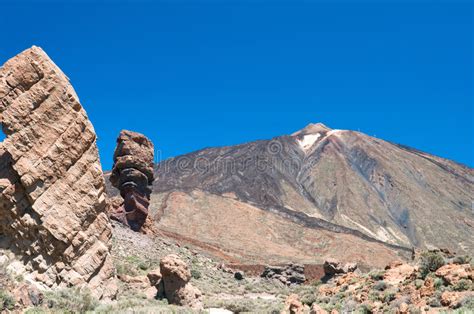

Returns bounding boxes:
[453,279,472,292]
[369,270,384,280]
[419,251,445,278]
[42,288,98,313]
[191,269,202,280]
[373,280,388,291]
[0,290,15,311]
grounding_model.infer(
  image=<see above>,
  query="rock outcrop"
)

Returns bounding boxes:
[261,263,306,285]
[323,258,358,277]
[159,254,202,309]
[109,130,154,232]
[0,46,114,297]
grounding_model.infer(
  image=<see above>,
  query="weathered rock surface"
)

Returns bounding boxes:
[109,130,154,232]
[323,258,358,277]
[435,263,473,285]
[160,254,202,309]
[261,263,306,285]
[0,46,114,297]
[283,294,307,313]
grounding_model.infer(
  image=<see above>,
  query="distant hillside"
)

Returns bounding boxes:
[106,123,473,267]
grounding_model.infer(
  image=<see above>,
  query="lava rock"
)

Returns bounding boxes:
[109,130,154,232]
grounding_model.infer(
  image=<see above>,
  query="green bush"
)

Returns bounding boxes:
[452,255,472,265]
[414,279,424,289]
[44,288,98,313]
[453,279,473,292]
[369,270,384,280]
[373,280,388,291]
[419,252,445,278]
[191,269,202,280]
[383,291,396,302]
[358,303,373,314]
[434,277,445,290]
[458,296,474,310]
[0,290,15,311]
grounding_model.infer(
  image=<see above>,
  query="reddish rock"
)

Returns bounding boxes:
[147,268,162,287]
[435,263,472,285]
[440,291,472,308]
[160,254,202,309]
[420,277,435,297]
[109,130,154,232]
[310,303,328,314]
[323,259,357,277]
[383,263,416,285]
[283,294,306,314]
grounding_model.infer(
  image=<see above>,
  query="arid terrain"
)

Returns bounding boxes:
[106,122,473,268]
[0,47,473,313]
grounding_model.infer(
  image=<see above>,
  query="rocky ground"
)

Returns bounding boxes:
[1,223,473,313]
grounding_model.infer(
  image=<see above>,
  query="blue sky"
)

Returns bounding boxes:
[1,0,472,169]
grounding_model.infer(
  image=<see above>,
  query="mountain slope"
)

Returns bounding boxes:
[107,123,473,266]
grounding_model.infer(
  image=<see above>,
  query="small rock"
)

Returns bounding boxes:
[310,303,328,314]
[147,268,162,286]
[283,294,305,314]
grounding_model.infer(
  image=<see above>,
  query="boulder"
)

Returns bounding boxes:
[11,283,43,307]
[109,130,154,232]
[383,263,416,285]
[435,263,472,285]
[160,254,202,309]
[0,46,115,298]
[147,268,162,286]
[323,259,358,277]
[283,294,306,314]
[440,291,473,308]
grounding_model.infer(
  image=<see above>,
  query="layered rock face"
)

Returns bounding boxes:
[109,130,154,231]
[0,46,114,297]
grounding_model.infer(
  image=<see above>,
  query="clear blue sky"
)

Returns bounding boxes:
[1,0,472,169]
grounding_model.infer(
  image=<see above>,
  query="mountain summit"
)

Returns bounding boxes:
[106,123,473,267]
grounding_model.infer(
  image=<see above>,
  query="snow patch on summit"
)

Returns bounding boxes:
[297,133,321,151]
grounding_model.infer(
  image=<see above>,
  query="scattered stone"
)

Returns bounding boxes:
[0,46,115,298]
[109,130,154,232]
[160,254,203,309]
[262,263,305,285]
[217,263,233,274]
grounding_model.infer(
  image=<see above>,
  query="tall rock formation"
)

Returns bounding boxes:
[109,130,154,232]
[0,46,115,297]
